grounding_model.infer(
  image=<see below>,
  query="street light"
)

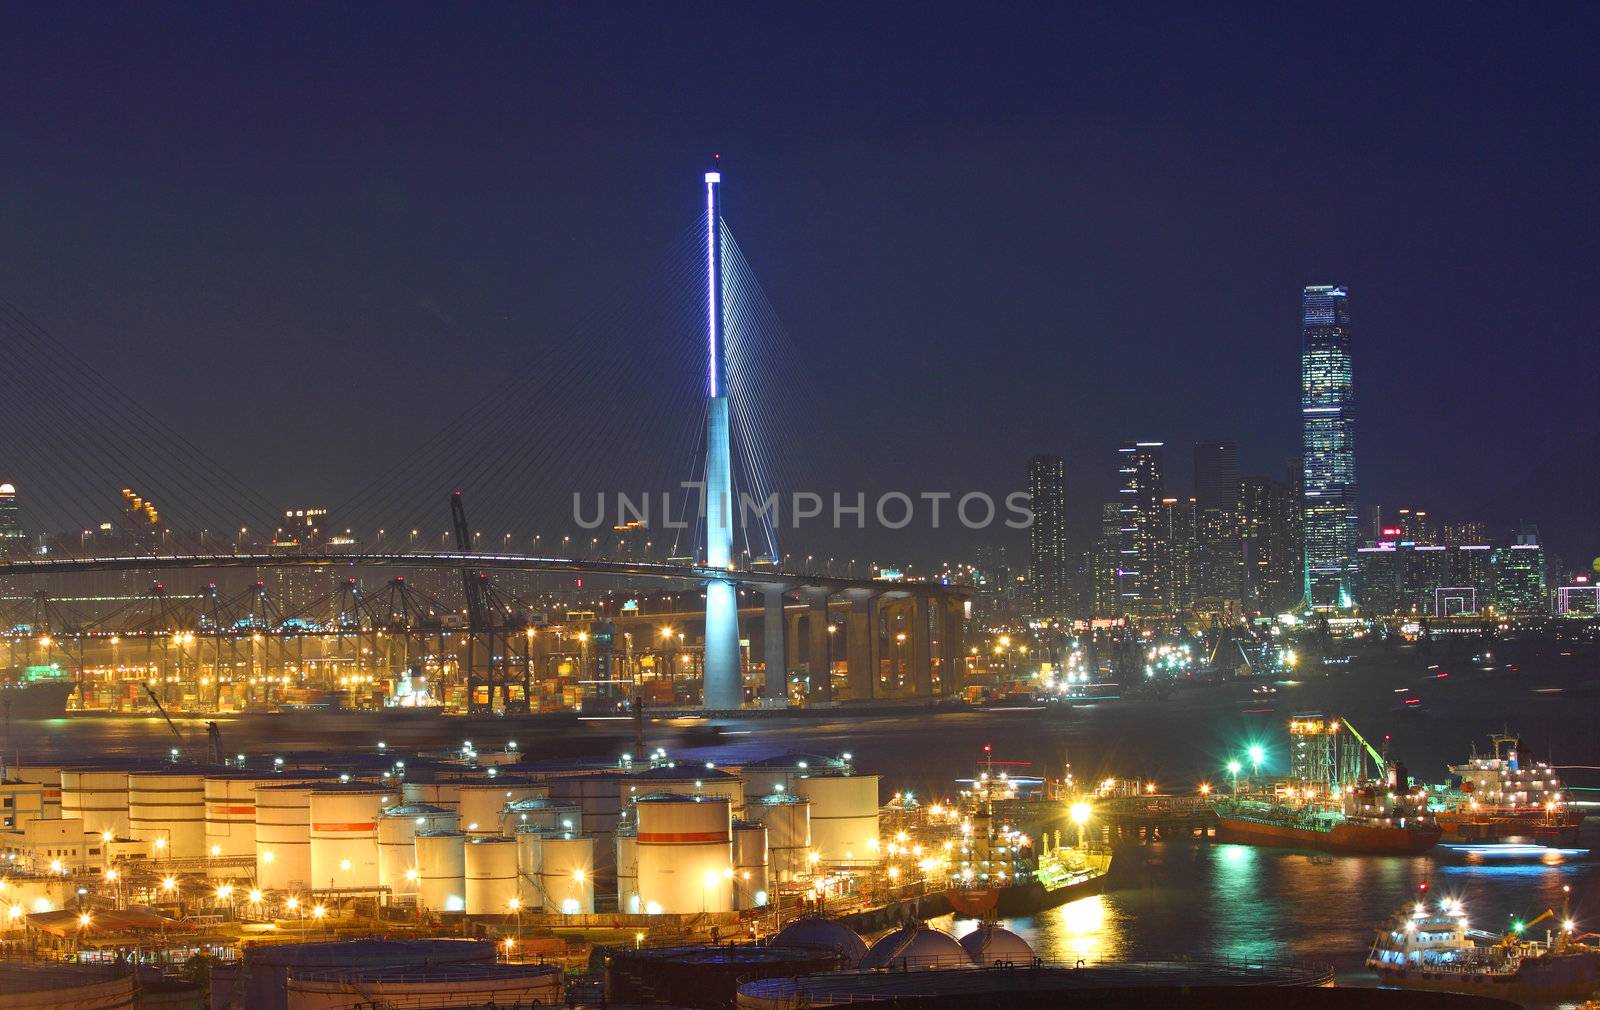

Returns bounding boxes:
[1248,745,1265,778]
[1070,802,1092,849]
[1227,760,1242,792]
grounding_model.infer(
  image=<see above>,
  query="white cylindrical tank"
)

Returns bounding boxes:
[415,831,466,912]
[792,774,880,865]
[10,766,62,818]
[205,772,339,869]
[615,829,639,915]
[635,794,732,914]
[256,784,314,890]
[402,781,461,815]
[308,787,384,892]
[285,962,561,1010]
[456,780,547,836]
[378,803,456,902]
[732,821,769,910]
[513,828,542,907]
[746,794,811,882]
[500,797,582,836]
[463,837,519,916]
[622,767,744,815]
[538,835,594,914]
[127,770,206,859]
[544,773,622,834]
[60,769,130,837]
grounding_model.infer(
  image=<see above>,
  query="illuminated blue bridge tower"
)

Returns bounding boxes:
[701,169,741,709]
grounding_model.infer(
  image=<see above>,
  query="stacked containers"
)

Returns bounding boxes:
[307,786,385,891]
[463,837,519,915]
[635,794,732,914]
[731,821,769,909]
[127,770,207,858]
[415,830,467,913]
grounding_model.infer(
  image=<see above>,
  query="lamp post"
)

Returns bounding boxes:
[1227,760,1242,793]
[1070,802,1092,850]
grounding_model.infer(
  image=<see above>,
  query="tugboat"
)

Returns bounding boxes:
[1367,887,1600,1001]
[1212,713,1441,855]
[1432,734,1585,845]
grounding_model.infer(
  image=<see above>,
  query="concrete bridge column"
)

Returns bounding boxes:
[762,586,789,703]
[785,607,805,677]
[845,591,881,702]
[803,587,833,703]
[909,594,933,697]
[940,596,967,697]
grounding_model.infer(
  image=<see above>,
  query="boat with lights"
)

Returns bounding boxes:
[1212,713,1441,854]
[1367,891,1600,1000]
[1430,734,1584,845]
[944,755,1110,917]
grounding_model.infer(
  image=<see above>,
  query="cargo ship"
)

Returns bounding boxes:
[1431,734,1585,845]
[0,665,76,718]
[1211,712,1441,854]
[1367,892,1600,1000]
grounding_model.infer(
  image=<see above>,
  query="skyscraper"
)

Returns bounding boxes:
[1241,470,1302,614]
[1192,440,1243,614]
[0,482,23,555]
[1300,285,1358,609]
[1193,440,1240,513]
[1115,442,1166,619]
[1025,455,1071,618]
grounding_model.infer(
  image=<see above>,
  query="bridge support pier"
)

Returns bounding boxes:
[804,587,832,703]
[909,594,932,697]
[939,596,966,697]
[844,590,881,702]
[703,579,741,710]
[761,586,789,703]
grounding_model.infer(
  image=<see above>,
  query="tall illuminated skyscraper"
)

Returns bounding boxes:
[1300,285,1358,609]
[1115,441,1166,618]
[1025,455,1070,618]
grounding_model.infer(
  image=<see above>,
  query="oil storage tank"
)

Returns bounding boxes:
[285,962,560,1010]
[463,836,519,915]
[745,793,810,882]
[606,945,844,1010]
[790,772,879,865]
[501,796,582,835]
[241,938,494,1010]
[128,770,207,859]
[623,765,744,814]
[539,833,595,914]
[615,825,639,914]
[60,767,132,837]
[256,784,315,890]
[456,779,547,835]
[205,772,340,866]
[0,962,136,1010]
[731,821,768,909]
[402,780,461,814]
[378,803,455,902]
[513,826,543,907]
[415,830,467,912]
[308,785,385,891]
[635,794,732,914]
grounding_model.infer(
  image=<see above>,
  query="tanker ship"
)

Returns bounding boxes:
[1431,734,1585,845]
[1212,713,1441,855]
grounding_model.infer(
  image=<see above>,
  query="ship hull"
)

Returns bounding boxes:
[1370,952,1600,1001]
[1435,810,1584,845]
[1218,816,1441,854]
[0,680,75,718]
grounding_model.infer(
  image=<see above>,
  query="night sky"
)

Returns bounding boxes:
[1,6,1595,567]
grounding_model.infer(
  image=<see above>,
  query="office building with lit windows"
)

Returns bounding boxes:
[1300,285,1358,609]
[1025,454,1072,618]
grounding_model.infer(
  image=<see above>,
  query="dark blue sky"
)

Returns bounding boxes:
[0,5,1595,566]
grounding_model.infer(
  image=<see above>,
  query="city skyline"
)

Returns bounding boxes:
[0,7,1592,567]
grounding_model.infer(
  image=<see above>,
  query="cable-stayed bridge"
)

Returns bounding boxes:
[0,170,969,714]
